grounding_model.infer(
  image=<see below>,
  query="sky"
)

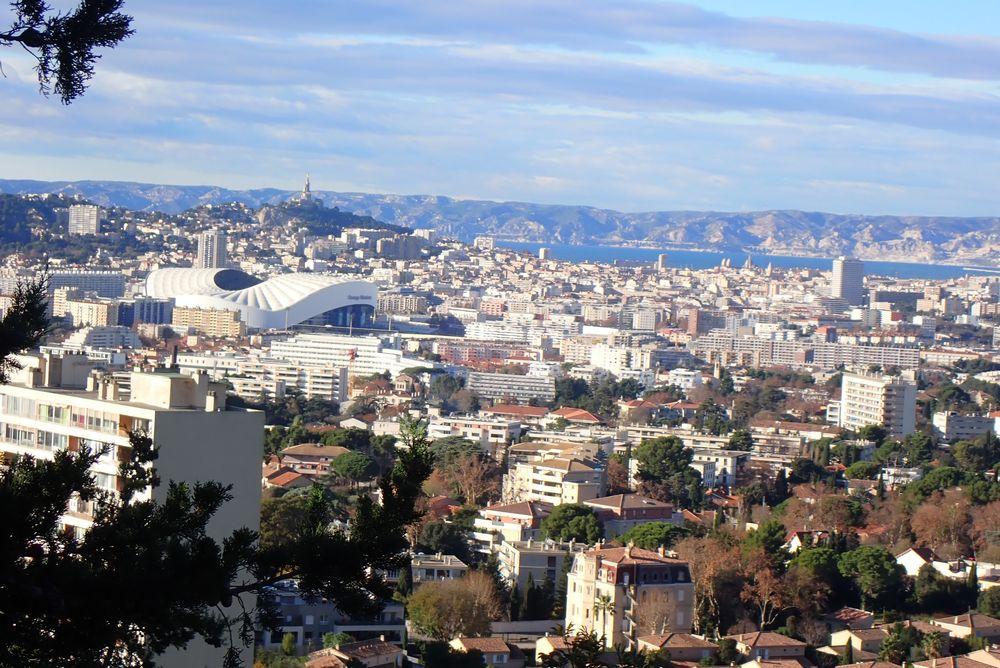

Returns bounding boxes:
[1,1,999,216]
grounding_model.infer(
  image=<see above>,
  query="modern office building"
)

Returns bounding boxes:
[67,204,103,235]
[0,353,264,668]
[565,545,695,649]
[837,372,917,438]
[832,256,865,306]
[196,229,228,269]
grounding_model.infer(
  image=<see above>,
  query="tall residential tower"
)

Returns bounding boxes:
[832,256,865,306]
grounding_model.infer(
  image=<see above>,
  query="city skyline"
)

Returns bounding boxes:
[1,1,999,217]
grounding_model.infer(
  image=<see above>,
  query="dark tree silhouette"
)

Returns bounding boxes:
[1,0,134,103]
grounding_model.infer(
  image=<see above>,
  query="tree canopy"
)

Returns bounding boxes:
[540,504,603,544]
[1,0,134,103]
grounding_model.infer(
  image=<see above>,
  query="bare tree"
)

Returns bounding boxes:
[446,452,501,505]
[634,589,673,636]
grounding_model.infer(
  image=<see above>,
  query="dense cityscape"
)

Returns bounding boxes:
[1,177,1000,667]
[3,1,1000,667]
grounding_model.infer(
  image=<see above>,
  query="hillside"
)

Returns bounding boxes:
[1,179,998,265]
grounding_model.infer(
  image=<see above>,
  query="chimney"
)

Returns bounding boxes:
[170,345,178,369]
[379,634,386,642]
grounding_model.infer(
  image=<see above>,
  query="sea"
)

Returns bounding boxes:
[498,242,998,280]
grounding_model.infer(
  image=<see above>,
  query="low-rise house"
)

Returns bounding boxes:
[913,657,996,668]
[828,628,889,656]
[306,638,405,668]
[411,553,468,586]
[726,632,808,661]
[930,613,1000,641]
[636,633,718,661]
[280,444,350,477]
[449,637,525,668]
[535,635,569,665]
[965,648,1000,668]
[740,659,812,668]
[823,607,875,632]
[548,406,603,425]
[264,467,311,490]
[784,530,832,554]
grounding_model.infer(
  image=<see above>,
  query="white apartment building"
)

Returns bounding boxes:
[196,229,229,269]
[832,256,865,306]
[0,353,264,668]
[68,203,103,235]
[838,372,917,439]
[411,553,469,586]
[466,370,557,403]
[427,415,522,453]
[565,545,695,649]
[63,326,142,349]
[174,352,350,403]
[464,319,582,344]
[932,411,996,442]
[666,368,702,390]
[503,457,605,505]
[269,333,434,378]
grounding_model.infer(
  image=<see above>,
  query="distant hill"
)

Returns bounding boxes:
[2,178,998,265]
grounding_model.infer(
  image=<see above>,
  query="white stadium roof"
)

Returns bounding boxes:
[145,268,376,330]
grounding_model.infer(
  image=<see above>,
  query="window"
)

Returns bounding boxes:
[305,615,314,625]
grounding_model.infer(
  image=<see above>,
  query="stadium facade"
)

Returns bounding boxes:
[145,268,376,330]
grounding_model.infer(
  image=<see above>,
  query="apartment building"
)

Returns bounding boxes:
[503,457,605,505]
[0,353,264,668]
[932,411,996,442]
[376,293,428,315]
[65,295,119,327]
[269,333,433,378]
[837,372,917,439]
[471,500,553,554]
[497,538,587,591]
[466,370,557,403]
[67,203,103,235]
[583,494,682,537]
[427,415,522,454]
[565,545,695,649]
[259,580,405,653]
[411,553,469,586]
[172,306,246,338]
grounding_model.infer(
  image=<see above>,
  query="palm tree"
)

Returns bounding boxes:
[594,594,614,640]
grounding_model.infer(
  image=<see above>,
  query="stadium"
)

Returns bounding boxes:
[145,268,376,330]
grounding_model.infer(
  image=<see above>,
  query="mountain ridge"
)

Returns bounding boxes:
[2,178,998,265]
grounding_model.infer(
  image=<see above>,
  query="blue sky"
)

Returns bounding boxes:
[1,0,999,216]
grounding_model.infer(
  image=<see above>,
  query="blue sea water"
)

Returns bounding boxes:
[499,242,997,280]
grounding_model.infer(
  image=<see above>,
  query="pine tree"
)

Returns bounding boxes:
[396,563,413,599]
[509,583,522,621]
[551,552,573,620]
